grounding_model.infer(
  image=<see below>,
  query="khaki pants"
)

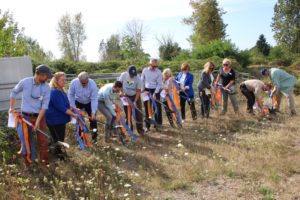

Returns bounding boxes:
[222,91,239,113]
[276,88,296,114]
[25,116,49,166]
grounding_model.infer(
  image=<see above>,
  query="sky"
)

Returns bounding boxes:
[1,0,277,62]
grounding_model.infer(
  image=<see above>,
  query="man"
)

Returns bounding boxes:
[141,58,163,131]
[118,66,144,135]
[68,72,99,142]
[261,68,297,116]
[9,64,52,167]
[240,79,271,114]
[98,81,123,142]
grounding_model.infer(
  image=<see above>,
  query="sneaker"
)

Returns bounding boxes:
[145,128,150,133]
[182,120,185,123]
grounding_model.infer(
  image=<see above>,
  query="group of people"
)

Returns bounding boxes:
[9,58,297,166]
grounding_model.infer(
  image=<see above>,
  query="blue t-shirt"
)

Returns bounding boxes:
[46,88,71,125]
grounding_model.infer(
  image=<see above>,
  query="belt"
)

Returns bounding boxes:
[22,112,39,117]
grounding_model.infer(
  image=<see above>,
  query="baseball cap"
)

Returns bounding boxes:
[261,68,268,76]
[36,64,53,78]
[128,65,137,76]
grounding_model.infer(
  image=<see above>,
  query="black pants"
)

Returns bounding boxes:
[179,92,196,120]
[75,101,98,139]
[47,124,66,143]
[124,95,144,134]
[199,90,210,118]
[143,88,162,128]
[240,84,255,112]
[163,101,175,127]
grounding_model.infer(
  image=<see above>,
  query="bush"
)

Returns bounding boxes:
[294,78,300,95]
[191,40,239,60]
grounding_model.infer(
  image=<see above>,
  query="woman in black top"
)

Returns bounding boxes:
[197,61,215,118]
[215,58,239,114]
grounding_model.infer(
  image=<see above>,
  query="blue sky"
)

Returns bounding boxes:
[2,0,277,61]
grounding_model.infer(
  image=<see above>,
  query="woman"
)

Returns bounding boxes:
[215,58,239,115]
[161,68,175,127]
[197,61,215,118]
[46,72,78,159]
[175,63,197,122]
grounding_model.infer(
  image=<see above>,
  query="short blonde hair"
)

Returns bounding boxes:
[49,72,66,91]
[203,61,215,73]
[222,58,232,66]
[162,68,172,79]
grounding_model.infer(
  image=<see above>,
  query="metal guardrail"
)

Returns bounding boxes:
[66,73,121,81]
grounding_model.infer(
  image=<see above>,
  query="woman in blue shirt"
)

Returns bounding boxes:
[46,72,78,159]
[175,63,197,121]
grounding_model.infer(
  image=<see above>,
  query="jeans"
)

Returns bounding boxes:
[124,95,143,134]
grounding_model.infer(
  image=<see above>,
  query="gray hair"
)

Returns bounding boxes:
[78,72,89,81]
[149,58,158,64]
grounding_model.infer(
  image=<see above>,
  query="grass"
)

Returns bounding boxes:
[0,96,300,199]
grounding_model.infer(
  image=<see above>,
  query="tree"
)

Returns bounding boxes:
[121,19,146,59]
[99,34,123,61]
[271,0,300,53]
[157,34,181,60]
[57,12,86,61]
[256,34,271,56]
[0,10,27,57]
[183,0,227,46]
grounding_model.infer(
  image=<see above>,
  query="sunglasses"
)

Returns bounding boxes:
[223,63,229,66]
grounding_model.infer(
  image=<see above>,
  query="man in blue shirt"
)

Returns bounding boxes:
[9,64,52,166]
[262,68,297,116]
[68,72,99,142]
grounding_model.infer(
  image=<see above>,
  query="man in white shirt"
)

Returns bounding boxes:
[141,58,163,131]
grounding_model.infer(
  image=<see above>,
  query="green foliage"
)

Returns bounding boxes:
[99,34,123,61]
[271,0,300,53]
[183,0,227,46]
[191,40,239,61]
[256,34,271,56]
[57,12,86,62]
[0,10,26,57]
[158,35,181,61]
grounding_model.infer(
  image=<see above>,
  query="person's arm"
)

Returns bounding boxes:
[90,81,99,116]
[185,73,194,91]
[68,80,76,108]
[35,109,46,130]
[215,74,220,86]
[41,86,51,111]
[9,80,24,113]
[141,69,146,92]
[155,71,163,94]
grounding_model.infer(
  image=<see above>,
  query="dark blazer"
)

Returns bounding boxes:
[175,72,194,97]
[197,70,212,91]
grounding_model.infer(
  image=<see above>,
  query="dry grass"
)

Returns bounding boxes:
[0,96,299,199]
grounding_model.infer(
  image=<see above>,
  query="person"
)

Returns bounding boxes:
[9,64,52,167]
[175,63,197,122]
[261,68,297,116]
[141,58,163,131]
[161,68,175,127]
[240,79,271,114]
[197,61,215,118]
[68,72,99,142]
[46,72,78,159]
[215,58,239,115]
[98,81,123,142]
[118,66,144,135]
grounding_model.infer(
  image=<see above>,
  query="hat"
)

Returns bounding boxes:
[128,65,137,76]
[36,64,53,78]
[261,68,268,76]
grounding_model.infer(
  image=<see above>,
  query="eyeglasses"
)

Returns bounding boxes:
[223,63,229,66]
